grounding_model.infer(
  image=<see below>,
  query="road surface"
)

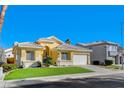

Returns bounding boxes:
[6,73,124,88]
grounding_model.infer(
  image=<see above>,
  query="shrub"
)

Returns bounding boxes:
[43,56,52,67]
[105,60,113,66]
[37,61,42,67]
[0,62,4,67]
[1,64,17,72]
[93,61,100,65]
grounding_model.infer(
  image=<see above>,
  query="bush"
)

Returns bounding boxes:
[0,62,4,67]
[43,56,52,67]
[93,61,100,65]
[36,61,42,67]
[105,60,113,66]
[1,64,17,72]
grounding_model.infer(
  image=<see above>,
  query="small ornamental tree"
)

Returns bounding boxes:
[44,56,52,67]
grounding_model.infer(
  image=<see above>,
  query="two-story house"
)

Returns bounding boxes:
[77,41,119,65]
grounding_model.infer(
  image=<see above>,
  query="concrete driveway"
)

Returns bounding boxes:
[80,65,114,73]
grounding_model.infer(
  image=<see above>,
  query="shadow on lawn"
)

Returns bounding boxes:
[10,77,124,88]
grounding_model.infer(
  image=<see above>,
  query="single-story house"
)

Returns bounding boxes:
[13,36,92,68]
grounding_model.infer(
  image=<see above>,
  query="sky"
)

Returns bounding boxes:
[1,5,124,48]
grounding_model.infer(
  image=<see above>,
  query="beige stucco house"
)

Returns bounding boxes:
[13,36,92,68]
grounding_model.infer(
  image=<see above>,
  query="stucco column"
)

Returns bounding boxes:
[117,55,120,64]
[87,54,91,64]
[35,50,43,63]
[57,52,61,66]
[21,49,26,61]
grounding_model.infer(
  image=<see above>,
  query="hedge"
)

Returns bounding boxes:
[1,64,17,72]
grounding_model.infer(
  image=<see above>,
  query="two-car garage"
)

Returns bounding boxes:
[73,54,89,65]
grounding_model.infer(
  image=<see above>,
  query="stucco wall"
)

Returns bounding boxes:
[90,45,106,64]
[15,48,43,68]
[57,51,91,66]
[37,41,61,65]
[88,45,116,64]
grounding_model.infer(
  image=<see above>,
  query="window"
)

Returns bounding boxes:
[61,52,70,60]
[107,45,117,51]
[26,51,35,60]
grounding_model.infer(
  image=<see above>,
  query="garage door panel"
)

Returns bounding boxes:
[73,55,87,65]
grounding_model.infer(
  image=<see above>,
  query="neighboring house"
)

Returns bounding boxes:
[13,36,92,68]
[117,47,124,64]
[77,41,119,64]
[4,48,14,58]
[4,48,14,63]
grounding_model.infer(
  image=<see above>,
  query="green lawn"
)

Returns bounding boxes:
[4,67,93,80]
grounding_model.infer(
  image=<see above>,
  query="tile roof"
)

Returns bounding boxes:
[55,44,92,52]
[4,48,13,52]
[37,38,54,43]
[14,42,43,48]
[77,41,119,47]
[37,36,64,43]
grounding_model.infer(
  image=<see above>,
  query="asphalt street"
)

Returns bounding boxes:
[9,73,124,88]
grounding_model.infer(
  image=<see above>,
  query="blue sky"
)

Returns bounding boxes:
[1,5,124,48]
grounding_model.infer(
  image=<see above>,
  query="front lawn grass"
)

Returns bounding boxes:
[105,65,121,70]
[4,67,93,80]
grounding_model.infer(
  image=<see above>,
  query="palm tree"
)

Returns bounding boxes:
[65,39,71,45]
[0,5,8,32]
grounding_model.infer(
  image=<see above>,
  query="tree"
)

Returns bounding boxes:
[65,39,71,45]
[0,5,8,32]
[43,56,52,67]
[0,48,5,62]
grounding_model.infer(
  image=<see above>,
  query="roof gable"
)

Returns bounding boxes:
[36,36,64,45]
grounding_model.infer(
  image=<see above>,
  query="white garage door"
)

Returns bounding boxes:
[73,54,88,65]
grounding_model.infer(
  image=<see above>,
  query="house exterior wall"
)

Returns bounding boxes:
[5,48,14,58]
[14,48,44,68]
[37,41,61,64]
[37,41,60,49]
[57,51,91,66]
[83,44,118,64]
[89,45,107,64]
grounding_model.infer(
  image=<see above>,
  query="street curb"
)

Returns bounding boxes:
[4,70,124,82]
